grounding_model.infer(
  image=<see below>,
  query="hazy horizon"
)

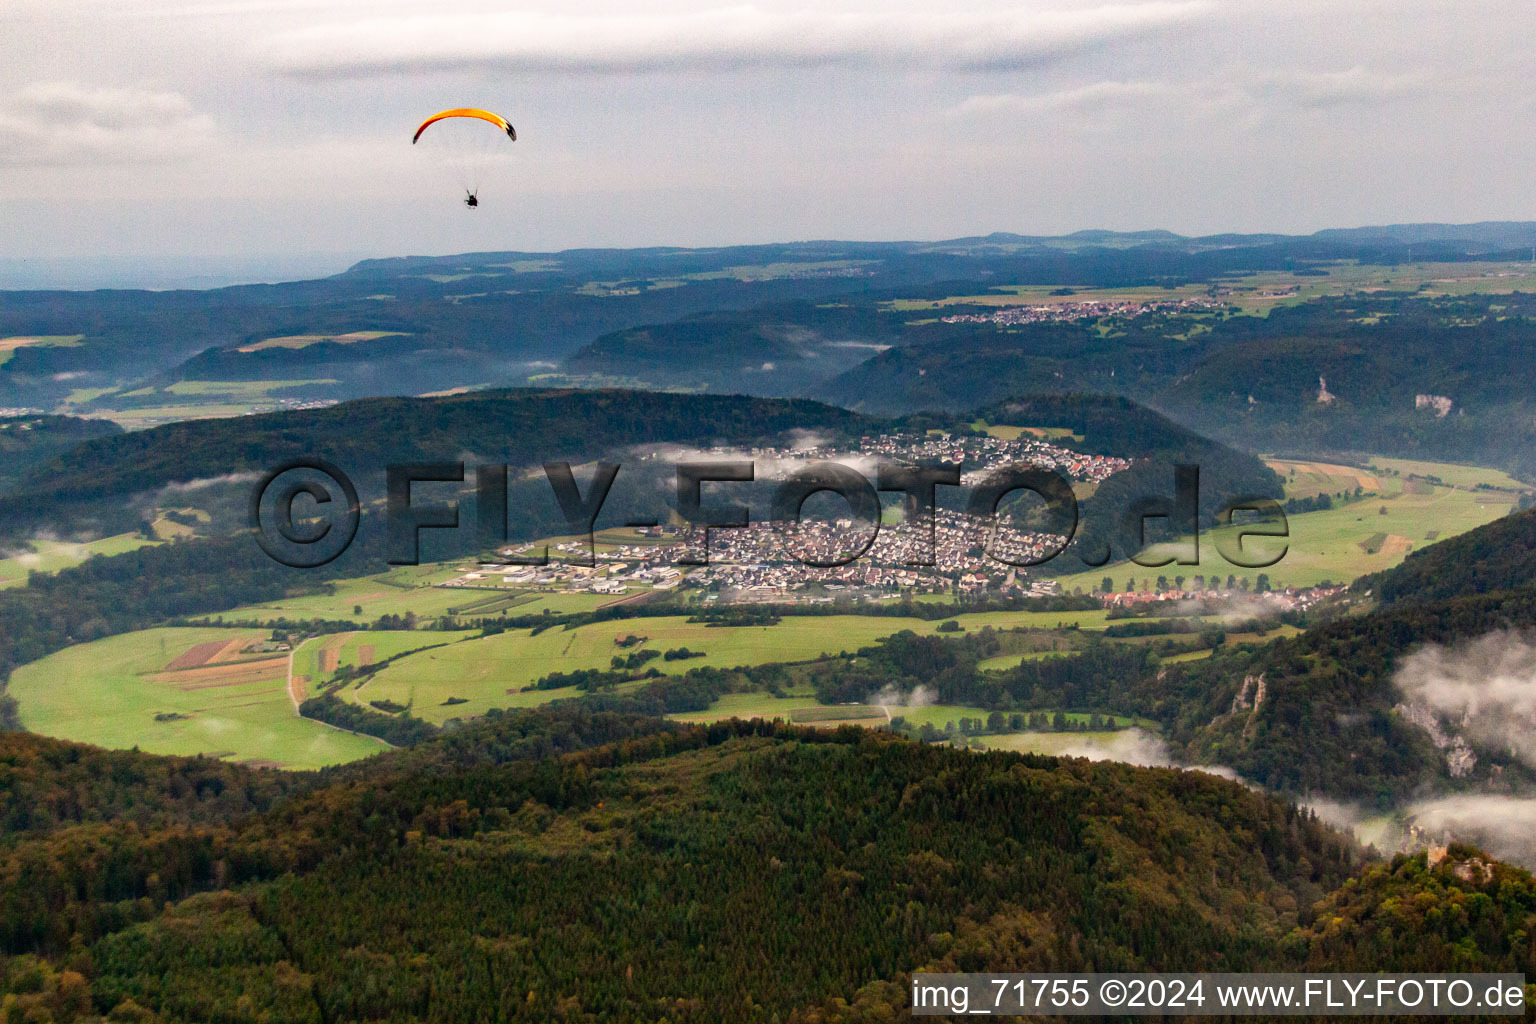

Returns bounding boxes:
[8,217,1536,291]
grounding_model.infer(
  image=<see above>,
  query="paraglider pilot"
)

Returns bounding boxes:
[465,191,479,208]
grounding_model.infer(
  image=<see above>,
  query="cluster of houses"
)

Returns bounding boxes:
[677,506,1070,597]
[941,296,1222,327]
[1099,584,1346,613]
[443,553,684,597]
[853,432,1130,484]
[438,432,1141,602]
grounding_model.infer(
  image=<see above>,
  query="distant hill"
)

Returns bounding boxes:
[561,300,904,395]
[0,387,1278,575]
[0,415,119,492]
[0,388,880,538]
[815,287,1536,479]
[7,224,1533,415]
[1166,582,1536,800]
[1311,221,1536,251]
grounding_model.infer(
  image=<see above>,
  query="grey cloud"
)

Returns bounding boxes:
[1252,67,1426,109]
[950,80,1175,117]
[0,83,215,167]
[949,66,1423,123]
[258,4,1212,79]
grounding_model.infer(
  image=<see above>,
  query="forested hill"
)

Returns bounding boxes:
[562,300,908,396]
[11,389,874,503]
[2,710,1533,1021]
[1165,585,1536,799]
[1355,505,1536,607]
[0,730,309,837]
[0,415,119,493]
[0,388,1278,559]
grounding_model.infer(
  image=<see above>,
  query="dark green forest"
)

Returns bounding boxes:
[6,709,1532,1023]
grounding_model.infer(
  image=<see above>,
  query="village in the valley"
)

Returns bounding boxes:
[440,430,1341,615]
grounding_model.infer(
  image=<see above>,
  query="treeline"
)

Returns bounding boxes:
[297,692,436,748]
[0,731,309,838]
[532,628,1163,726]
[892,709,1132,744]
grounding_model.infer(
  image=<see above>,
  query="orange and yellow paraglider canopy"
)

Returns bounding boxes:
[412,109,516,144]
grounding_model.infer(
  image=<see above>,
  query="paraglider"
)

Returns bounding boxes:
[413,108,515,208]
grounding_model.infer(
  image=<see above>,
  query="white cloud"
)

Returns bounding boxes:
[948,66,1422,123]
[1393,629,1536,768]
[1253,66,1426,109]
[258,3,1211,78]
[1407,795,1536,869]
[0,83,215,166]
[950,80,1174,117]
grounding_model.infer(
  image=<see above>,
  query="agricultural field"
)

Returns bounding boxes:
[669,693,1153,736]
[983,727,1167,760]
[8,627,385,769]
[0,334,82,366]
[572,261,879,294]
[1052,456,1523,592]
[80,405,275,428]
[162,379,339,397]
[74,379,343,428]
[665,691,825,725]
[235,331,406,353]
[1267,458,1381,498]
[887,262,1536,320]
[0,532,159,588]
[213,564,628,625]
[970,421,1083,443]
[1221,261,1536,314]
[889,283,1213,311]
[1369,456,1528,491]
[357,609,1114,724]
[289,629,476,701]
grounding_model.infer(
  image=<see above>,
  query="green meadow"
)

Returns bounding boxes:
[982,730,1160,757]
[358,609,1113,724]
[213,564,624,625]
[668,694,1154,734]
[0,533,160,588]
[1051,456,1521,592]
[289,629,476,700]
[9,627,385,769]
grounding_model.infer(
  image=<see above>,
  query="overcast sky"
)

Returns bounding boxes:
[3,0,1534,271]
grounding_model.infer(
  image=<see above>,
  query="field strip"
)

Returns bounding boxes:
[206,637,246,664]
[287,636,395,750]
[287,644,303,712]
